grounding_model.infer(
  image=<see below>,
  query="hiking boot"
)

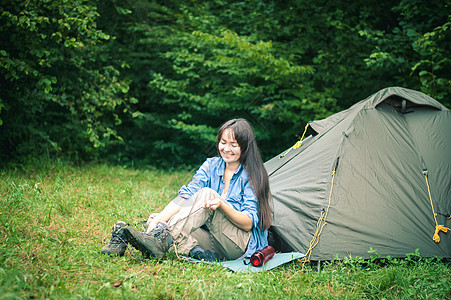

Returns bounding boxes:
[124,222,173,258]
[189,245,220,262]
[100,221,128,256]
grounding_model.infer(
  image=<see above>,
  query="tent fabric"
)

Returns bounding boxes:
[266,87,451,260]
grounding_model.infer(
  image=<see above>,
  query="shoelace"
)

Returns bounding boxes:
[115,231,148,261]
[167,206,206,229]
[124,206,210,261]
[122,226,168,261]
[110,225,125,244]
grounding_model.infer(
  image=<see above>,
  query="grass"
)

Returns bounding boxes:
[0,162,450,299]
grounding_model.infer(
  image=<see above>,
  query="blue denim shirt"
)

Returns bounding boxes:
[178,156,268,257]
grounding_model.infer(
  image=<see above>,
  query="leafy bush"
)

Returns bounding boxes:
[0,0,137,163]
[1,0,449,166]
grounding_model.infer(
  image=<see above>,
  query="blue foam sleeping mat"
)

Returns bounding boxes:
[187,252,305,273]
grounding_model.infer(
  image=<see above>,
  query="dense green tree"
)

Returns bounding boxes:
[1,0,449,166]
[96,0,340,165]
[0,0,136,163]
[363,0,450,106]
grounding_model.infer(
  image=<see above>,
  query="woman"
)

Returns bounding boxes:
[101,118,272,261]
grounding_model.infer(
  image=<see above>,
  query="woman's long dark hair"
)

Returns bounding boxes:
[216,119,272,230]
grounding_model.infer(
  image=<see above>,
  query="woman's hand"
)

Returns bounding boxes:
[146,213,161,233]
[145,196,185,233]
[203,199,222,211]
[146,220,159,233]
[204,198,253,231]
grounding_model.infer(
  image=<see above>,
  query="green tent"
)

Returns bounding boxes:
[266,87,450,260]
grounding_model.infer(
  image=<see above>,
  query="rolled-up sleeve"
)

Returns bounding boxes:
[240,180,259,229]
[178,159,211,199]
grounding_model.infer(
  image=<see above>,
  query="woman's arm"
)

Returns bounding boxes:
[204,199,253,232]
[146,196,185,233]
[147,159,214,233]
[178,159,212,199]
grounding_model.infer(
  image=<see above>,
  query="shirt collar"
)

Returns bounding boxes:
[216,157,243,177]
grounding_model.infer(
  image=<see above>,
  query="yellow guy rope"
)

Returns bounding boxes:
[279,123,310,158]
[422,169,450,243]
[299,160,337,265]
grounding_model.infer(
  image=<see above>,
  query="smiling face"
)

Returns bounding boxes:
[218,128,241,166]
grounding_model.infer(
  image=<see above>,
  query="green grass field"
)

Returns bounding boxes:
[1,162,449,299]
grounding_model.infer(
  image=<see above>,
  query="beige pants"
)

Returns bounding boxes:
[162,188,251,260]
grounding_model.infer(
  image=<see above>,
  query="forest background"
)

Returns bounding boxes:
[1,0,450,167]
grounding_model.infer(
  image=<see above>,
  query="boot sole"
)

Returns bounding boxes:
[124,226,158,258]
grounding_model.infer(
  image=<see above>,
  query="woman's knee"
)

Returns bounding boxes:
[193,187,220,200]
